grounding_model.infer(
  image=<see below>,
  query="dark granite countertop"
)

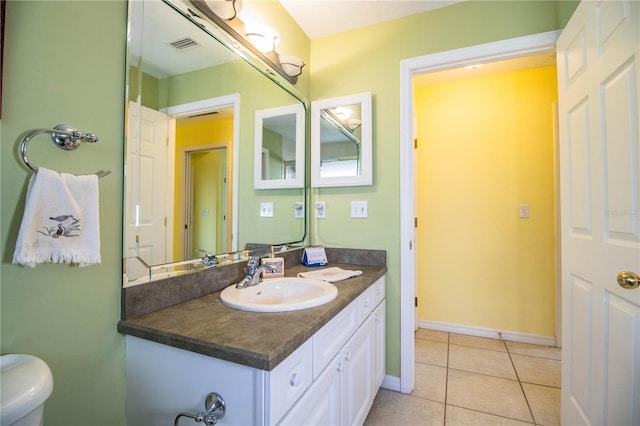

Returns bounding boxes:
[118,263,385,371]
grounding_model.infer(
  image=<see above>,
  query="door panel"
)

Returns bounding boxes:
[558,1,640,425]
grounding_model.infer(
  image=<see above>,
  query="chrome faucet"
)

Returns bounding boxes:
[196,249,217,267]
[235,256,276,288]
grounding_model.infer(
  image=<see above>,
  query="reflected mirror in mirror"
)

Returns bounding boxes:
[311,92,372,187]
[124,0,307,285]
[254,104,305,189]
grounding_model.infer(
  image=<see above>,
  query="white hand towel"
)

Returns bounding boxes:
[13,167,101,267]
[297,267,363,283]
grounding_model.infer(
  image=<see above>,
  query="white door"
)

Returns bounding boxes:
[557,1,639,425]
[126,103,170,266]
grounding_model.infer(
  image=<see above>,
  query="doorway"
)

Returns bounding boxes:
[162,94,240,261]
[182,145,229,259]
[398,31,562,394]
[413,54,558,339]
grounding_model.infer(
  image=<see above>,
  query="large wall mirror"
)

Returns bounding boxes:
[311,92,372,187]
[124,0,307,285]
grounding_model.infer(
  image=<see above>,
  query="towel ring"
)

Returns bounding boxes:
[19,124,111,178]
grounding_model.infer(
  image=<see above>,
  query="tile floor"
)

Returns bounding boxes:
[364,329,561,426]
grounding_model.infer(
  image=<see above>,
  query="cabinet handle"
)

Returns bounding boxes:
[375,314,380,321]
[364,299,370,308]
[344,352,352,362]
[289,373,301,387]
[336,363,343,373]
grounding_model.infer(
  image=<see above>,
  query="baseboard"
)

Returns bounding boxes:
[418,320,557,347]
[381,375,400,392]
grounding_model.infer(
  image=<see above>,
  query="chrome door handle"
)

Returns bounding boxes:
[617,271,639,290]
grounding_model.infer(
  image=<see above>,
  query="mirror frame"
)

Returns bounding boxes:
[311,92,373,187]
[254,103,305,189]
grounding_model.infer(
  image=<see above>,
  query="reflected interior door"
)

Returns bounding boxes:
[126,103,170,265]
[557,1,639,425]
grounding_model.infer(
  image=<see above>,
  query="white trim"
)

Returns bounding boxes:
[161,94,240,252]
[254,103,306,189]
[399,30,561,394]
[381,375,401,392]
[419,320,558,347]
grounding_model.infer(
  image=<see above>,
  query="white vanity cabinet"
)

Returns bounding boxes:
[279,277,385,426]
[125,276,385,426]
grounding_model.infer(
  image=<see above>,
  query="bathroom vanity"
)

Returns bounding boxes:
[118,254,385,425]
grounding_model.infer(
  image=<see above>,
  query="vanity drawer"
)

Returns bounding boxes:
[312,298,359,380]
[268,338,313,424]
[359,285,375,324]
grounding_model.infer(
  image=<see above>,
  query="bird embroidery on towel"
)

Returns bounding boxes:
[39,215,81,238]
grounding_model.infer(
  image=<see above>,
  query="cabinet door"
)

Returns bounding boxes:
[373,302,386,390]
[341,315,375,426]
[278,354,342,426]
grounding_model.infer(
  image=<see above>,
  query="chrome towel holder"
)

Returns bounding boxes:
[19,124,111,178]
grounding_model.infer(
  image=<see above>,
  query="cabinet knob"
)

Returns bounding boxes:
[344,352,352,362]
[289,373,301,387]
[336,363,343,373]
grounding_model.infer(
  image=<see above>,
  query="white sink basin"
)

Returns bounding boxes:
[220,277,338,312]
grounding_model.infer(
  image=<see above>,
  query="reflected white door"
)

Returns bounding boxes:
[557,1,639,425]
[126,103,170,265]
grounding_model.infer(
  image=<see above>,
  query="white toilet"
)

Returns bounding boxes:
[0,354,54,426]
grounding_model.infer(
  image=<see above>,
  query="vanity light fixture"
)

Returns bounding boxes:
[279,55,305,77]
[188,0,304,84]
[245,22,280,53]
[333,107,353,120]
[203,0,243,20]
[346,118,362,131]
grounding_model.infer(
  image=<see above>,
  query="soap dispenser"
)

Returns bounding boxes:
[261,246,284,278]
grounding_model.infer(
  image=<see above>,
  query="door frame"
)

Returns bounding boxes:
[398,30,561,394]
[162,94,240,254]
[179,142,231,259]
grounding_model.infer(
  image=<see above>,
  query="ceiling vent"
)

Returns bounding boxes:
[169,37,200,51]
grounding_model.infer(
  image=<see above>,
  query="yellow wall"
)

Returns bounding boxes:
[414,66,558,336]
[174,117,234,259]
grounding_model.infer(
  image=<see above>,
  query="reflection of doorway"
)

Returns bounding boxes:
[182,145,229,259]
[163,94,240,262]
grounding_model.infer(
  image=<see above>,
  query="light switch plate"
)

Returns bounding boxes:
[519,204,530,218]
[351,201,368,218]
[316,201,326,219]
[260,202,274,217]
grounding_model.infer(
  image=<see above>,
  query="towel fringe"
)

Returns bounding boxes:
[13,246,102,268]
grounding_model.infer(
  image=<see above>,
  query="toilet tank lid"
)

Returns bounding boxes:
[0,354,53,424]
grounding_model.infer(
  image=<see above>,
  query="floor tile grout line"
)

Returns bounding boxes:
[445,402,536,425]
[443,331,450,425]
[506,340,537,425]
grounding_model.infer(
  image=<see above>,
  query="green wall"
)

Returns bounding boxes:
[0,1,127,424]
[0,1,578,424]
[308,0,578,377]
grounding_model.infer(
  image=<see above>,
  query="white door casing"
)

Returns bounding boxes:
[557,1,640,425]
[399,30,561,394]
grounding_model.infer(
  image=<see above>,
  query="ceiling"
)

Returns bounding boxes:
[278,0,463,39]
[275,0,556,83]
